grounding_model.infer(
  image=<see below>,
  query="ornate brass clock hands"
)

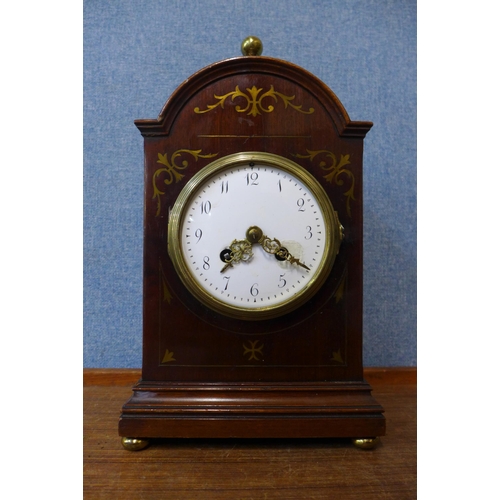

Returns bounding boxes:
[220,225,310,273]
[220,238,254,273]
[247,226,311,271]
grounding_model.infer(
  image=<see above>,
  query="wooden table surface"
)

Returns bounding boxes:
[84,368,416,499]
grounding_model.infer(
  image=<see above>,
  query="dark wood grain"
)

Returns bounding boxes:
[85,368,415,499]
[138,55,370,384]
[125,51,384,440]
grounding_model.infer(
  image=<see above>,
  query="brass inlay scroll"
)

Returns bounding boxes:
[159,261,173,304]
[194,85,314,117]
[330,349,344,364]
[295,150,355,217]
[153,149,218,216]
[161,349,176,363]
[335,273,346,304]
[243,340,264,361]
[162,275,172,304]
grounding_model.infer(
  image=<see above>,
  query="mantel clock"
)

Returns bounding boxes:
[119,37,385,450]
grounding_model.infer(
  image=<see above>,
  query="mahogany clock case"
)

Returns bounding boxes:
[119,53,385,441]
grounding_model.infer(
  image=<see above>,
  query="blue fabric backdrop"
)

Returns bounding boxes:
[83,0,416,367]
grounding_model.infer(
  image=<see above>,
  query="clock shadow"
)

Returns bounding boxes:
[144,436,355,451]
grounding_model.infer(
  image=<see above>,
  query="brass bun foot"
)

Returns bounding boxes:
[352,437,380,450]
[121,437,150,451]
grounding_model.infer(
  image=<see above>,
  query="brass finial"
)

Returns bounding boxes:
[241,36,263,56]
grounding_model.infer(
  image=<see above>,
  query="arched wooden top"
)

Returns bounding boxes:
[134,56,372,138]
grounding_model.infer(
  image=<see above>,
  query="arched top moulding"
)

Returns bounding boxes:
[134,56,372,139]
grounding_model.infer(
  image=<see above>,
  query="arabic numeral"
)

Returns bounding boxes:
[200,201,211,214]
[250,283,259,296]
[203,256,210,270]
[297,198,305,212]
[278,274,286,288]
[246,172,259,186]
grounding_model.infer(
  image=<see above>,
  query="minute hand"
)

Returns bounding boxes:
[246,226,311,271]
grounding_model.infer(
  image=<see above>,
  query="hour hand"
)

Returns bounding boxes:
[220,238,254,273]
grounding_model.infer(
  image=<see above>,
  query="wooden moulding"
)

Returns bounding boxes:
[117,380,386,439]
[83,368,418,440]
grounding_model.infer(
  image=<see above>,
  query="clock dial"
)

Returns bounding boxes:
[168,152,343,320]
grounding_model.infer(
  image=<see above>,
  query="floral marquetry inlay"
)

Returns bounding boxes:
[243,340,264,361]
[194,85,314,117]
[295,150,355,217]
[153,149,218,216]
[161,349,176,363]
[330,349,344,364]
[159,262,173,304]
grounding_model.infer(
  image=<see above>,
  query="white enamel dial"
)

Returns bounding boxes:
[168,153,342,320]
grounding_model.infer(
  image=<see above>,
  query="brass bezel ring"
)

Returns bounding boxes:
[167,152,341,320]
